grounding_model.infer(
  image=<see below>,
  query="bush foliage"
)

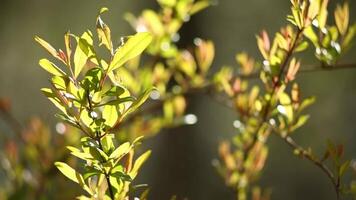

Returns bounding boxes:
[1,0,356,199]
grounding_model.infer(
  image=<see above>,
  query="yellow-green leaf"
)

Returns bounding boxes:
[109,32,152,71]
[39,59,65,76]
[122,88,153,119]
[190,1,210,15]
[102,104,118,127]
[35,36,59,59]
[55,162,92,195]
[96,7,113,51]
[74,31,94,78]
[142,10,164,36]
[335,2,349,35]
[129,150,151,179]
[109,142,131,160]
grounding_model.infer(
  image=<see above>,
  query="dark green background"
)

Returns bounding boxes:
[0,0,356,199]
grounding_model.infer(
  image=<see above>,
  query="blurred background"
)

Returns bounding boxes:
[0,0,356,199]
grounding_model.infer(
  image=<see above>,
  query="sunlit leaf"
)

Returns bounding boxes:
[55,162,92,195]
[335,2,349,35]
[39,59,66,76]
[102,104,118,127]
[96,7,113,51]
[35,36,62,61]
[109,142,130,160]
[109,32,152,71]
[122,87,153,119]
[129,150,151,178]
[190,1,210,15]
[74,31,94,78]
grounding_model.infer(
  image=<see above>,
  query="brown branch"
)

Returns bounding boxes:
[278,134,340,199]
[116,61,356,130]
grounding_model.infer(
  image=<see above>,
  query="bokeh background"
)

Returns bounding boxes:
[1,0,356,199]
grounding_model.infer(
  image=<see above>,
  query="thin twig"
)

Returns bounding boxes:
[85,90,115,200]
[278,134,340,199]
[117,61,356,129]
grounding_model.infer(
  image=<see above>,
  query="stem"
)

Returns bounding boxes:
[116,61,356,129]
[242,28,304,163]
[96,131,115,200]
[85,91,115,200]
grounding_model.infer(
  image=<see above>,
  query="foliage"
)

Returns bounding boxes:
[35,7,153,200]
[1,0,356,199]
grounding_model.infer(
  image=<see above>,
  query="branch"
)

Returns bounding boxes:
[117,61,356,130]
[241,28,305,164]
[237,62,356,80]
[277,133,340,199]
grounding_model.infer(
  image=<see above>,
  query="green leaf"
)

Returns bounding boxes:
[157,0,176,7]
[39,59,66,76]
[105,86,125,97]
[64,31,72,63]
[67,146,93,161]
[342,24,356,50]
[83,167,102,180]
[109,32,152,71]
[335,2,349,36]
[163,100,174,123]
[74,31,94,78]
[55,162,82,183]
[89,146,109,162]
[291,115,310,132]
[35,36,60,60]
[55,162,92,195]
[111,171,132,182]
[40,88,67,114]
[100,134,115,154]
[51,76,68,91]
[339,160,350,177]
[82,67,103,90]
[190,1,210,15]
[142,10,164,36]
[129,150,151,179]
[304,26,319,46]
[109,142,131,160]
[80,109,94,128]
[102,104,118,127]
[299,96,316,112]
[279,92,293,122]
[96,7,113,51]
[295,41,309,52]
[122,88,153,119]
[95,97,135,107]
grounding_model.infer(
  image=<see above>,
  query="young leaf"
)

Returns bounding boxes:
[39,59,66,76]
[109,32,152,71]
[190,1,210,15]
[129,150,151,179]
[96,7,113,51]
[122,88,153,119]
[74,31,94,78]
[109,142,131,160]
[102,104,119,127]
[64,31,72,64]
[55,162,92,195]
[35,36,61,61]
[335,2,349,35]
[55,162,82,183]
